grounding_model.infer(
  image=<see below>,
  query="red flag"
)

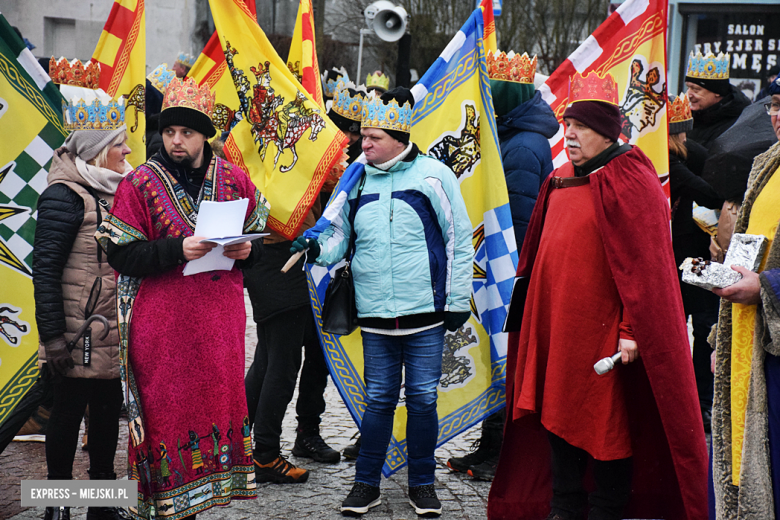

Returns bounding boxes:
[541,0,670,195]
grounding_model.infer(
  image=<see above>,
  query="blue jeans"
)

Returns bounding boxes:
[355,326,444,487]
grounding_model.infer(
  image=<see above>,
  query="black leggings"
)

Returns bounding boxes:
[548,432,633,520]
[46,377,123,480]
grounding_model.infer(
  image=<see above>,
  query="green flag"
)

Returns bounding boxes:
[0,14,67,427]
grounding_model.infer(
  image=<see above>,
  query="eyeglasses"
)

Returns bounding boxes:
[764,102,780,116]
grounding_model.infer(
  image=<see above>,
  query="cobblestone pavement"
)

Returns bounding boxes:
[4,292,491,520]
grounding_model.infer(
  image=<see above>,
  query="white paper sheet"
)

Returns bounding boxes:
[199,234,267,246]
[183,199,252,276]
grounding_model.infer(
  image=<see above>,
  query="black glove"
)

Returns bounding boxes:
[44,336,74,375]
[290,237,320,262]
[444,311,471,332]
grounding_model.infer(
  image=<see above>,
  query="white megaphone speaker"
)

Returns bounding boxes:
[364,1,408,42]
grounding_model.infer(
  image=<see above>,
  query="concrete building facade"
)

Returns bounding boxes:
[0,0,212,74]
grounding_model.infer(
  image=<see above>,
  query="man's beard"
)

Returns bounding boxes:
[169,149,195,168]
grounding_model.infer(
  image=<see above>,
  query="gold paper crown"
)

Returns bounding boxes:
[361,93,413,133]
[175,52,196,69]
[668,93,693,124]
[147,63,176,94]
[487,50,537,84]
[63,96,126,132]
[162,77,215,118]
[686,51,730,81]
[568,71,619,106]
[366,71,390,92]
[49,57,101,88]
[332,82,368,122]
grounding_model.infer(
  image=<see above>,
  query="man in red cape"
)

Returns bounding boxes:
[487,72,708,520]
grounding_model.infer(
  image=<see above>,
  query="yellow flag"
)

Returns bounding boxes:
[288,0,324,107]
[91,0,145,167]
[208,0,347,239]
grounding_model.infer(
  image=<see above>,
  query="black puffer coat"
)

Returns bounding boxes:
[670,142,723,314]
[33,183,84,343]
[688,85,750,151]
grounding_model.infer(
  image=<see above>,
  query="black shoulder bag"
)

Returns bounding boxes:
[320,176,366,336]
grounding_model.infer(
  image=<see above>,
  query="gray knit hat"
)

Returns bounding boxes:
[63,125,127,162]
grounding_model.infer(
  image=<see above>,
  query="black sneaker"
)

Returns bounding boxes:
[446,438,486,472]
[343,433,361,460]
[292,433,341,463]
[86,507,131,520]
[341,482,381,516]
[408,484,442,517]
[466,452,498,481]
[43,507,70,520]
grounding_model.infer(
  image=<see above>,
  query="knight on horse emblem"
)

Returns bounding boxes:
[224,41,325,172]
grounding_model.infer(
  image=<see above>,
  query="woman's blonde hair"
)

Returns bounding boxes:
[668,132,687,160]
[90,131,128,169]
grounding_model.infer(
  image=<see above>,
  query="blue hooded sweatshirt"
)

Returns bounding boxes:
[497,90,559,251]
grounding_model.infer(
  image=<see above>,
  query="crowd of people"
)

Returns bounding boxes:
[3,36,780,520]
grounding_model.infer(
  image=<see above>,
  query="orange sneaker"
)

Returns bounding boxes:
[254,454,310,484]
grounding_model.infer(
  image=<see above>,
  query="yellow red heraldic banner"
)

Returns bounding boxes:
[188,0,254,137]
[540,0,670,195]
[288,0,324,108]
[208,0,347,240]
[91,0,146,168]
[479,0,497,53]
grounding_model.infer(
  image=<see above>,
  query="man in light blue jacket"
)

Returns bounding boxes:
[292,87,473,517]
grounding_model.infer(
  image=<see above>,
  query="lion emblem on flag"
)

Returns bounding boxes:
[428,102,481,181]
[441,324,477,389]
[619,58,666,143]
[224,41,325,173]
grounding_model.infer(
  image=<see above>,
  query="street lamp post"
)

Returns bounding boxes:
[356,28,373,82]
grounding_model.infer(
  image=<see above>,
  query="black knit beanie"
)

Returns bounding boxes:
[327,107,361,134]
[684,76,731,97]
[562,100,622,142]
[159,106,216,138]
[379,87,414,145]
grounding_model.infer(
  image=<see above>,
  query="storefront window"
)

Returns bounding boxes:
[678,5,780,99]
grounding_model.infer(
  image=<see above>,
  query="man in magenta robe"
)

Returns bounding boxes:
[488,72,708,520]
[97,77,270,520]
